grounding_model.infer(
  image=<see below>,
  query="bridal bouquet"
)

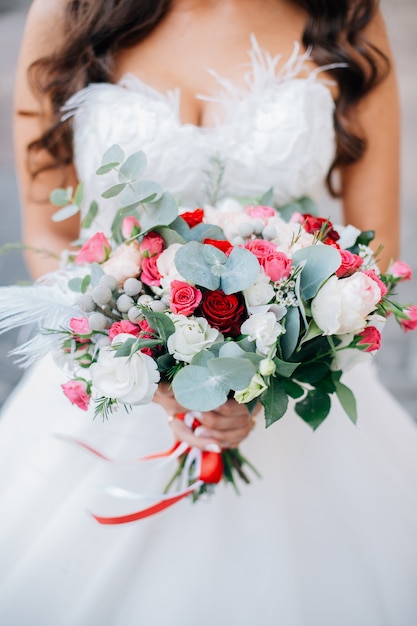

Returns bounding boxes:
[1,145,416,521]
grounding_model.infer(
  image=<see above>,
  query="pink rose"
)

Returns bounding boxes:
[356,326,382,352]
[336,249,363,278]
[75,232,111,265]
[388,260,412,282]
[122,216,141,239]
[108,320,140,341]
[289,211,304,224]
[263,251,292,282]
[400,305,417,332]
[69,317,91,337]
[246,239,277,261]
[140,231,165,257]
[141,254,162,286]
[139,319,158,356]
[61,379,91,411]
[170,280,202,316]
[102,241,142,286]
[246,205,275,221]
[364,269,387,300]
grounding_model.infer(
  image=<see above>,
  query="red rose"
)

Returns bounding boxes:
[200,290,246,337]
[181,208,205,228]
[336,249,363,278]
[170,280,202,316]
[302,214,340,244]
[203,239,233,255]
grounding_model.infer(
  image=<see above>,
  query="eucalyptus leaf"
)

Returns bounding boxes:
[207,357,256,390]
[292,245,341,300]
[68,277,83,292]
[102,183,127,199]
[141,309,175,342]
[81,200,99,229]
[101,144,125,167]
[203,243,227,265]
[258,187,274,207]
[261,377,289,427]
[295,389,331,430]
[157,227,185,247]
[139,191,178,231]
[74,182,84,207]
[96,163,120,176]
[298,196,319,215]
[52,204,80,222]
[90,263,104,286]
[218,342,246,359]
[121,180,163,206]
[175,242,220,290]
[50,188,72,207]
[172,365,229,411]
[190,350,215,367]
[80,275,91,294]
[221,247,260,294]
[189,223,226,242]
[118,151,147,181]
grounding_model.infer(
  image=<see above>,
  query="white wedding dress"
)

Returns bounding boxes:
[1,40,417,626]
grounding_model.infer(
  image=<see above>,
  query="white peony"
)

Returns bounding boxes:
[241,311,283,355]
[90,334,160,405]
[311,273,382,335]
[157,243,186,292]
[167,315,222,363]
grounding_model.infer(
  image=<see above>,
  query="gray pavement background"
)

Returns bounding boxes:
[0,1,416,418]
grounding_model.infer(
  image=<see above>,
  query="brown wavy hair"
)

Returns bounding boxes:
[26,0,388,195]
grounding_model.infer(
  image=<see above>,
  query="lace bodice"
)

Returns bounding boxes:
[66,38,337,235]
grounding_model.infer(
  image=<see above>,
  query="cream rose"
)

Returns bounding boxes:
[101,241,142,286]
[311,273,382,335]
[167,314,221,363]
[90,334,160,405]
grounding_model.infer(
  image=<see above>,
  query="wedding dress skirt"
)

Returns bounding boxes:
[0,356,416,626]
[1,36,416,625]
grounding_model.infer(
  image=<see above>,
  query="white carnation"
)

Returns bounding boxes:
[241,312,283,355]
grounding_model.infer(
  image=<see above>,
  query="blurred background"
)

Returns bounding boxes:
[0,0,416,418]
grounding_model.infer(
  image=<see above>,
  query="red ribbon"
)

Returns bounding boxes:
[57,412,225,524]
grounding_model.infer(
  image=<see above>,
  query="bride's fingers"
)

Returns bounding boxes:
[169,416,220,451]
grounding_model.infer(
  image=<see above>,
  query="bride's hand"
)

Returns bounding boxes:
[153,382,260,450]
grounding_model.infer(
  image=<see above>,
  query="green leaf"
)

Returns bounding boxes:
[334,379,357,424]
[81,200,99,229]
[118,151,147,181]
[273,356,300,377]
[52,204,80,222]
[102,183,127,199]
[190,350,216,367]
[121,180,163,205]
[295,389,331,430]
[292,245,341,300]
[294,362,329,384]
[141,309,175,342]
[279,377,304,399]
[280,306,300,360]
[261,377,289,427]
[50,187,72,207]
[114,337,136,357]
[156,227,185,247]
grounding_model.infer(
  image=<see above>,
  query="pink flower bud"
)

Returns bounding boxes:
[69,317,92,337]
[122,216,141,239]
[388,260,412,282]
[61,379,91,411]
[400,305,417,332]
[356,326,382,352]
[139,232,165,257]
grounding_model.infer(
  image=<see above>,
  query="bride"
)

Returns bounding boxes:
[1,0,416,624]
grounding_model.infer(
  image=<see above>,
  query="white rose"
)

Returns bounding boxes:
[90,334,160,405]
[157,243,186,291]
[334,224,361,249]
[311,273,381,335]
[241,312,283,355]
[244,268,275,308]
[167,315,222,363]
